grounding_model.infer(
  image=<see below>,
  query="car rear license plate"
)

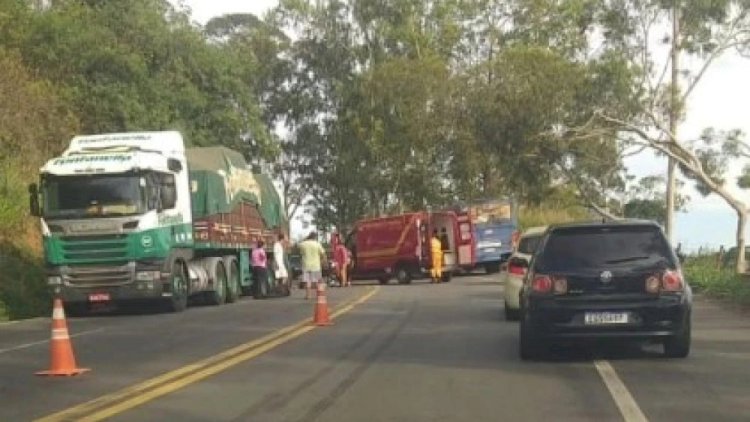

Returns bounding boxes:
[88,293,111,302]
[584,312,628,325]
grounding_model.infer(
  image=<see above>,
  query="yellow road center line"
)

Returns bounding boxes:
[594,360,648,422]
[36,286,379,422]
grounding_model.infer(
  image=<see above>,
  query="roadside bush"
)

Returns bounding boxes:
[519,205,589,230]
[0,242,49,320]
[683,256,750,307]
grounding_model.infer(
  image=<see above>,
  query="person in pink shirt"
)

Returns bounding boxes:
[332,233,351,287]
[251,240,268,295]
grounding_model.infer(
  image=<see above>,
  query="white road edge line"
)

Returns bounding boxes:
[594,360,648,422]
[0,328,104,355]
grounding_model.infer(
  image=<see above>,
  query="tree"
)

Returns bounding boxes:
[18,0,272,157]
[0,48,78,236]
[623,175,689,224]
[591,0,750,273]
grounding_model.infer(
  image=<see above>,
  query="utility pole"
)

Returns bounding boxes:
[665,4,680,243]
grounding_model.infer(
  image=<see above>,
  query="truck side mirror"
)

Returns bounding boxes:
[28,183,40,217]
[167,158,183,173]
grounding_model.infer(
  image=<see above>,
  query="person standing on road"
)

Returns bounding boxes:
[273,233,289,292]
[430,229,443,284]
[298,231,327,299]
[251,240,268,295]
[333,234,350,287]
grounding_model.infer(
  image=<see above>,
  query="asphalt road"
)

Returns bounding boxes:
[1,275,749,421]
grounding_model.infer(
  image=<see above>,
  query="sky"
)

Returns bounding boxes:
[180,0,750,250]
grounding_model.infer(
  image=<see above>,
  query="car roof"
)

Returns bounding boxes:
[546,219,661,231]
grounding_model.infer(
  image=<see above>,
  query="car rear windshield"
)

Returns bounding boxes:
[536,225,674,272]
[517,234,542,254]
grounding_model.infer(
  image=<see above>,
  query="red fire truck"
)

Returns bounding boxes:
[347,211,475,284]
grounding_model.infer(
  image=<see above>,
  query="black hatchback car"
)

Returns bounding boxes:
[518,220,691,360]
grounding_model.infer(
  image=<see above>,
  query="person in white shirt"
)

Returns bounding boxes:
[273,233,289,291]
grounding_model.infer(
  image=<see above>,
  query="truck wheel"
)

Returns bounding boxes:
[396,267,412,284]
[378,276,390,285]
[205,258,227,306]
[166,260,189,313]
[223,256,240,303]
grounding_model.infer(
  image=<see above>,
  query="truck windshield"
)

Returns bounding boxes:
[42,174,145,219]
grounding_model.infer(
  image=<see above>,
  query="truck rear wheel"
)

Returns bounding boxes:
[166,260,189,313]
[378,276,390,285]
[396,267,412,285]
[223,256,240,303]
[206,258,228,306]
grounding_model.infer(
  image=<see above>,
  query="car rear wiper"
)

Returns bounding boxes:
[604,255,651,264]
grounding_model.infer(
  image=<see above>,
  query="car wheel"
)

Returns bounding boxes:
[519,317,543,360]
[663,320,691,358]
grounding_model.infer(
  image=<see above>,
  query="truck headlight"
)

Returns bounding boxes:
[47,276,62,286]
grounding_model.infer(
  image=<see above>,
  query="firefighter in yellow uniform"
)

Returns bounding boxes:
[430,230,443,283]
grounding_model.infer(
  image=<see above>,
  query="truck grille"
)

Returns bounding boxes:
[60,234,128,263]
[66,265,132,287]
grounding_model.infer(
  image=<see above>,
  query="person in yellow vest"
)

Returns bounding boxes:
[430,229,443,283]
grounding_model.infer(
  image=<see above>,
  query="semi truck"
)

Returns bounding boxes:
[28,131,287,314]
[346,211,475,284]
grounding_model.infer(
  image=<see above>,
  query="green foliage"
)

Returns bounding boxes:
[518,206,590,230]
[623,175,689,224]
[0,244,50,320]
[683,256,750,307]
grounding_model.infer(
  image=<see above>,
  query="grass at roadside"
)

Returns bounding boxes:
[0,241,49,321]
[683,255,750,308]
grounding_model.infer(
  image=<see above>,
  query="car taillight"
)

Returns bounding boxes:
[532,274,552,293]
[508,263,526,275]
[662,270,684,292]
[553,276,568,295]
[644,271,684,293]
[645,275,661,293]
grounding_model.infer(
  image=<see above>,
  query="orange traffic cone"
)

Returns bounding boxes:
[312,281,333,326]
[36,298,89,377]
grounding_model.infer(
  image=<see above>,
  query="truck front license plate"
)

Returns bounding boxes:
[88,293,111,302]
